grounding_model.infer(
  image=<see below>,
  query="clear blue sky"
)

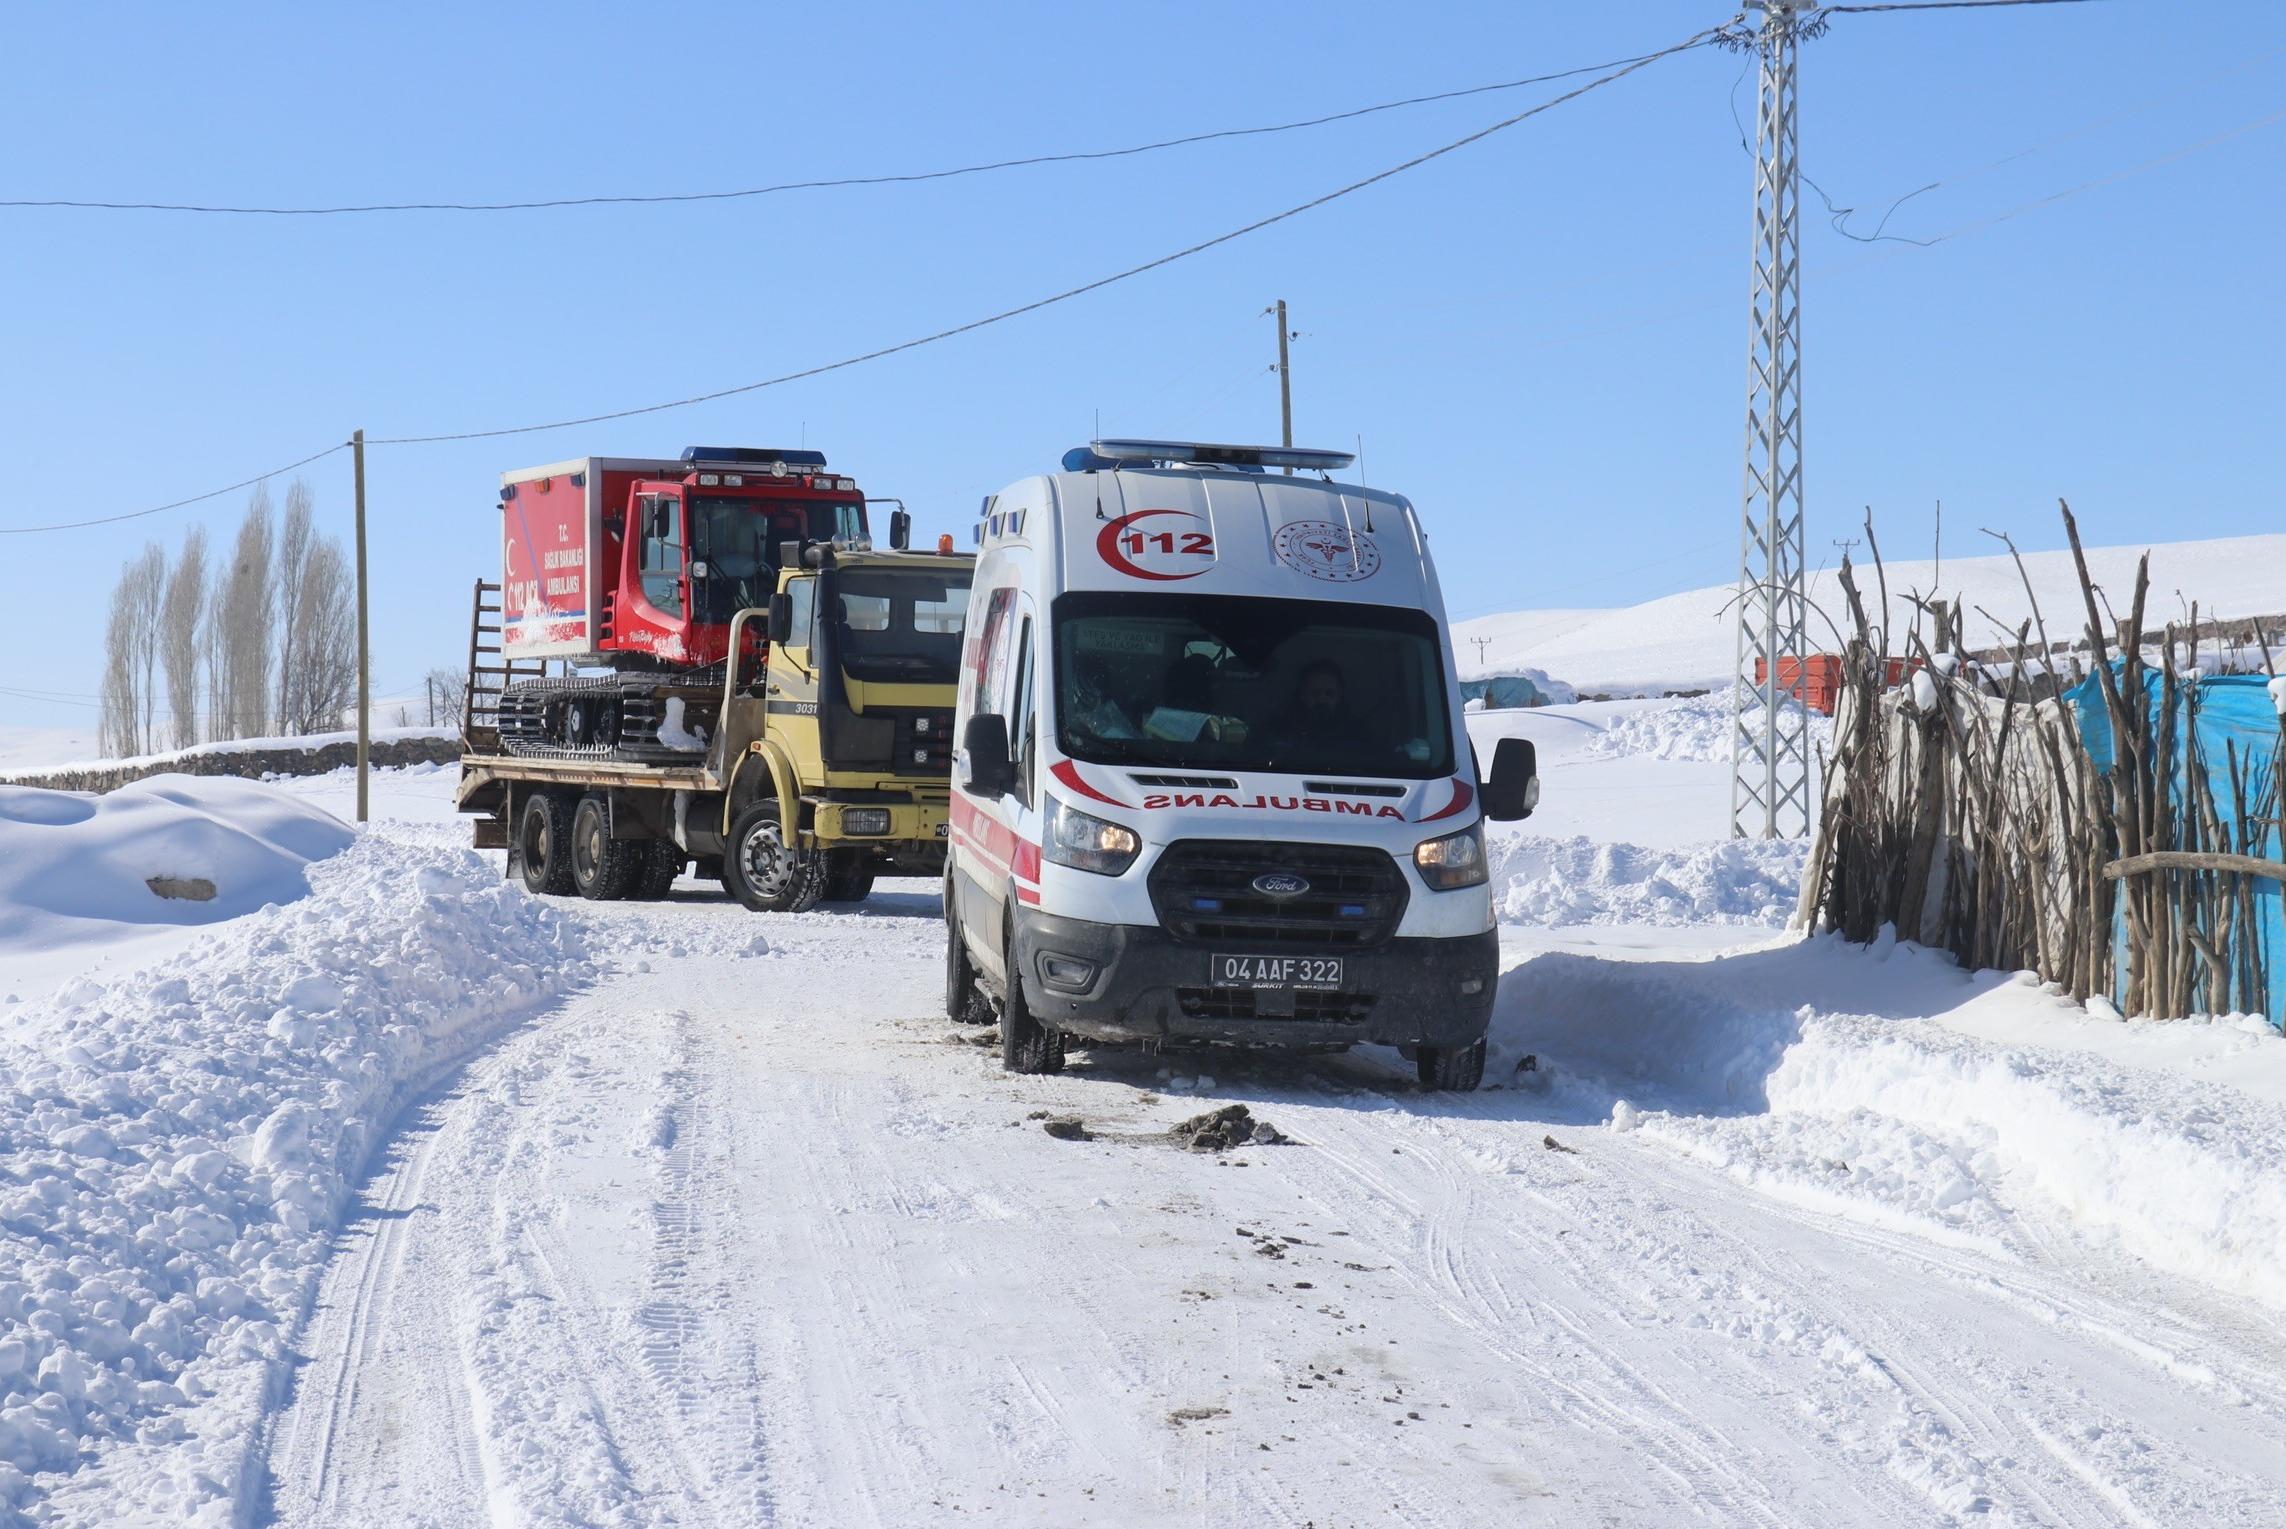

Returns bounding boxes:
[3,0,2280,731]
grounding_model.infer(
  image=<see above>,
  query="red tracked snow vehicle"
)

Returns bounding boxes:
[493,446,880,762]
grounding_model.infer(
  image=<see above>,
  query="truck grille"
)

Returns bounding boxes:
[1179,988,1378,1024]
[1148,841,1408,948]
[895,712,954,773]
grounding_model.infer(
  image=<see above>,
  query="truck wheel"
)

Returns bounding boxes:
[820,853,876,904]
[724,801,824,914]
[999,929,1065,1075]
[571,794,639,901]
[944,889,990,1025]
[1416,1038,1486,1093]
[517,792,576,896]
[633,841,684,900]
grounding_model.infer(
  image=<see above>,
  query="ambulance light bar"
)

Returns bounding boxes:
[1080,438,1356,473]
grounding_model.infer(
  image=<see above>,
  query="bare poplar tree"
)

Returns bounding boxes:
[202,554,233,740]
[216,485,276,739]
[97,548,166,756]
[162,525,208,748]
[274,478,315,727]
[100,583,139,757]
[285,540,358,733]
[126,543,166,753]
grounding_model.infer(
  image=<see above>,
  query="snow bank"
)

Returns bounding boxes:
[0,837,581,1523]
[1488,832,1809,927]
[0,777,353,951]
[1583,687,1833,764]
[1495,938,2286,1310]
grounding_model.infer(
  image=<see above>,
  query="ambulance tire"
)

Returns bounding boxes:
[724,801,824,914]
[517,791,576,897]
[571,794,641,901]
[999,926,1066,1075]
[944,890,990,1026]
[1415,1037,1486,1093]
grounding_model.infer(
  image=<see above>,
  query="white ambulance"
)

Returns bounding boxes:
[945,439,1537,1090]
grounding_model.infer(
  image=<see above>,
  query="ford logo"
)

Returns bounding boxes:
[1251,872,1310,899]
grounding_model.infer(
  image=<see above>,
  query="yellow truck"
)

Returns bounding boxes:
[458,535,974,912]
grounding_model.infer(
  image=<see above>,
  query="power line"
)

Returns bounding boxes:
[0,441,349,535]
[368,26,1722,448]
[0,46,1719,219]
[1824,0,2101,12]
[0,28,1721,533]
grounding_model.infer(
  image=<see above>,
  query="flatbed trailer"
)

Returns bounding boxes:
[458,556,965,911]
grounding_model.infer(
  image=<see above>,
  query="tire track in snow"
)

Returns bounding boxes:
[620,1009,778,1524]
[265,1070,512,1527]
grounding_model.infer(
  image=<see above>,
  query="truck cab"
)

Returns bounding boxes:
[708,543,976,912]
[944,439,1537,1089]
[603,448,868,669]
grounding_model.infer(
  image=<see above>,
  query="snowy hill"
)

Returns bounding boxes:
[1456,531,2286,695]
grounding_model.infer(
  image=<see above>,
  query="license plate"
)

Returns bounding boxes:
[1213,954,1344,991]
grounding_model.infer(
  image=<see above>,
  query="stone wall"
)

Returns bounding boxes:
[1,734,461,794]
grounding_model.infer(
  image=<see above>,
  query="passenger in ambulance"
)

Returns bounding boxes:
[1277,658,1354,745]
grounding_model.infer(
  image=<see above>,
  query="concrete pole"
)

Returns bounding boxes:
[353,429,370,825]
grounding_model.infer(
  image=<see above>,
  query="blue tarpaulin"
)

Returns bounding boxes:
[2071,670,2284,1027]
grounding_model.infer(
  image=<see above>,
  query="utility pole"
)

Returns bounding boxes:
[352,429,370,825]
[1730,0,1812,841]
[1274,299,1293,451]
[1262,300,1296,472]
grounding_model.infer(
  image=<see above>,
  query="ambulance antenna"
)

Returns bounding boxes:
[1355,434,1374,532]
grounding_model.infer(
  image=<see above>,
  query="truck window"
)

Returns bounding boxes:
[785,577,816,652]
[840,593,892,631]
[640,497,685,618]
[915,587,966,634]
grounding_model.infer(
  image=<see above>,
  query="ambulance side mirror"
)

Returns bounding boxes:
[1482,736,1539,821]
[767,593,792,646]
[961,714,1014,799]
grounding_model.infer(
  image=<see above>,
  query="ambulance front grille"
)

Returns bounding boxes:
[1147,840,1407,948]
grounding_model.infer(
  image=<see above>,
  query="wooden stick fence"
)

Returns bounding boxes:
[1804,502,2285,1023]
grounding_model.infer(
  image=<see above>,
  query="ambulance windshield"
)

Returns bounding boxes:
[1053,593,1453,779]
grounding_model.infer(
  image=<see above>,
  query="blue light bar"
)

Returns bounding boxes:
[681,447,829,470]
[1084,438,1356,473]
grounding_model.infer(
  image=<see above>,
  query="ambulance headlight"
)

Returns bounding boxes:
[1413,822,1488,891]
[1044,798,1140,877]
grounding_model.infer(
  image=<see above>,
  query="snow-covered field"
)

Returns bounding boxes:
[1454,530,2286,695]
[2,697,2284,1525]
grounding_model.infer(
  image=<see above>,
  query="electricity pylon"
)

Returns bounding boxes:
[1732,0,1813,840]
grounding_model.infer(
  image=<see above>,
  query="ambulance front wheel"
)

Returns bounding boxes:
[1000,927,1066,1075]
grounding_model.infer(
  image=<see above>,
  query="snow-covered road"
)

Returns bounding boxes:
[254,881,2286,1528]
[10,721,2286,1526]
